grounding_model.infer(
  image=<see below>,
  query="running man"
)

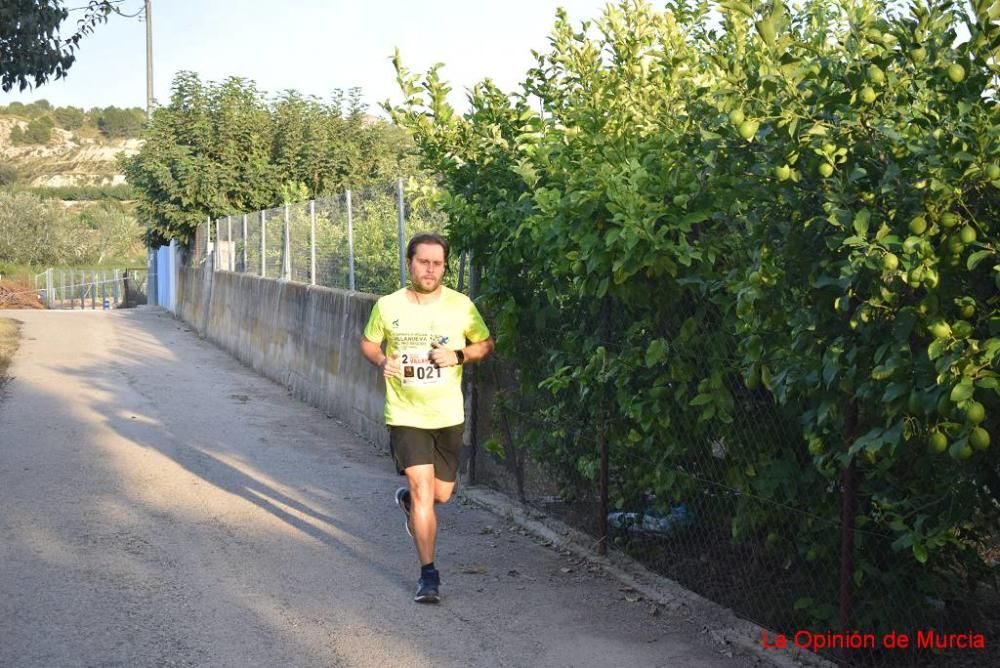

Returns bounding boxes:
[360,233,494,603]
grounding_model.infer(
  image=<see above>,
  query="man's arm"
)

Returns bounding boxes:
[430,337,495,367]
[462,337,495,364]
[360,337,399,378]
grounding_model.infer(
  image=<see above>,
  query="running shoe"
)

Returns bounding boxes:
[395,486,413,537]
[414,569,440,603]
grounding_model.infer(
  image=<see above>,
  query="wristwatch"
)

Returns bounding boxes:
[454,349,465,365]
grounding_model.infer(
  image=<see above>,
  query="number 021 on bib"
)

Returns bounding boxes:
[399,349,444,387]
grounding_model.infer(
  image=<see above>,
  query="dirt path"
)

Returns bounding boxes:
[0,308,759,668]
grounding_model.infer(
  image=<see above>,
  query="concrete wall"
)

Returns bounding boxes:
[177,266,387,449]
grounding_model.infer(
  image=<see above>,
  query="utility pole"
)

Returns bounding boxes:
[145,0,154,121]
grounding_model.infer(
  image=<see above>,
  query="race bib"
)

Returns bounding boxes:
[399,349,445,387]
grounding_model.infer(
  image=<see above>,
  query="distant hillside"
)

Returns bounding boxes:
[0,116,141,188]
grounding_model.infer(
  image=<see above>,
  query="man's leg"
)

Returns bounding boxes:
[403,464,455,565]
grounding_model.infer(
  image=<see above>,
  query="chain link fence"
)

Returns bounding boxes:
[469,298,999,668]
[32,268,148,309]
[192,178,465,295]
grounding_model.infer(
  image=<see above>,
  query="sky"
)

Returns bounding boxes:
[1,0,613,115]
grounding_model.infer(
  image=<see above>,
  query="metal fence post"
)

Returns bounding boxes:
[91,271,97,309]
[261,209,267,278]
[283,203,291,280]
[396,177,406,288]
[45,268,53,309]
[309,200,316,286]
[227,215,233,272]
[214,217,220,272]
[242,214,248,273]
[79,270,85,309]
[346,189,355,291]
[114,269,121,306]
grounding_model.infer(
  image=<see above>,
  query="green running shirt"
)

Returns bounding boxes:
[363,287,490,429]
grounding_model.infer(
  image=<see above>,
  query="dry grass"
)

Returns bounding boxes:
[0,317,21,385]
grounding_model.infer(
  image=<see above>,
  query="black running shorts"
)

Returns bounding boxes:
[389,423,465,482]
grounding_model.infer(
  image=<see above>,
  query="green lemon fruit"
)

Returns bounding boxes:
[819,163,834,178]
[908,216,928,235]
[738,120,758,140]
[882,253,899,272]
[774,164,791,181]
[960,303,975,319]
[929,431,948,454]
[729,108,745,125]
[928,320,952,339]
[987,163,1000,180]
[947,63,966,83]
[941,212,960,228]
[950,442,973,460]
[911,46,927,63]
[868,65,886,85]
[952,320,974,339]
[959,226,977,244]
[966,401,986,425]
[970,427,990,451]
[946,235,966,255]
[922,268,940,288]
[861,86,877,104]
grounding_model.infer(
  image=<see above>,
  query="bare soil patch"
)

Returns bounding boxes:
[0,279,44,309]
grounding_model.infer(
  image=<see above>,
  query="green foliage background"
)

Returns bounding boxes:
[1,101,147,142]
[123,73,420,248]
[0,190,145,268]
[388,0,1000,632]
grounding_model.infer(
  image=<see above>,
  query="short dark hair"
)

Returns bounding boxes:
[406,233,450,264]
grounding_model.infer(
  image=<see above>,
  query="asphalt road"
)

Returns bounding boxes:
[0,309,758,668]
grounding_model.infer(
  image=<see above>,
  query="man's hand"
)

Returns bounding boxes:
[430,341,460,367]
[381,355,400,379]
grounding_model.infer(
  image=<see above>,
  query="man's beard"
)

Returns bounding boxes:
[411,276,441,293]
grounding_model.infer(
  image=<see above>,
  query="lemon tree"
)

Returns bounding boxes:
[389,0,999,630]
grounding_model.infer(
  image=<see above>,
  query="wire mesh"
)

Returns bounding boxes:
[191,221,208,265]
[263,206,284,280]
[468,297,1000,667]
[199,178,467,296]
[314,194,351,290]
[245,211,263,277]
[26,268,146,309]
[288,201,313,285]
[351,181,405,295]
